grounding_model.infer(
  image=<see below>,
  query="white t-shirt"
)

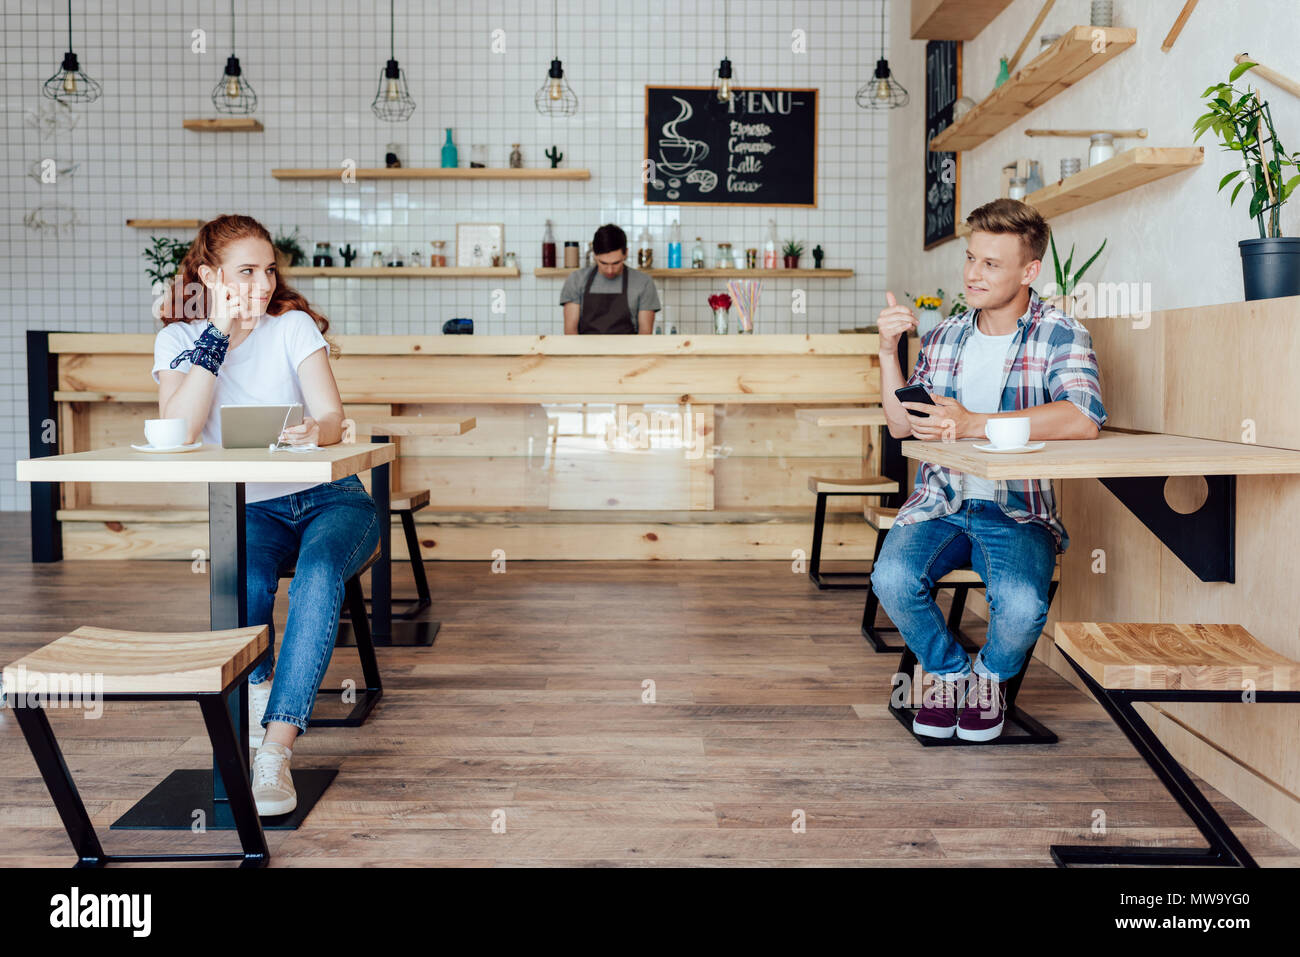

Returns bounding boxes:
[152,310,329,503]
[957,317,1018,501]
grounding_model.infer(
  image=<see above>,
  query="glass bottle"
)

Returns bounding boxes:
[691,237,705,269]
[542,219,557,268]
[763,220,778,269]
[441,128,458,169]
[430,240,447,267]
[715,242,732,269]
[667,220,682,269]
[637,228,653,268]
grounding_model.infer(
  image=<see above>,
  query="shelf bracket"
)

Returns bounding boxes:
[1098,475,1235,583]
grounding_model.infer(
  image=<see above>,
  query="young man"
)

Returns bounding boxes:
[561,224,661,334]
[872,198,1107,742]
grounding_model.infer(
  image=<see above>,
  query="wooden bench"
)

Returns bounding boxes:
[804,474,898,590]
[278,541,383,728]
[862,505,1062,745]
[1051,621,1300,868]
[3,624,271,867]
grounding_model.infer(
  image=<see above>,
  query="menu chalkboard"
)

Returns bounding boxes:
[644,86,817,207]
[924,41,961,249]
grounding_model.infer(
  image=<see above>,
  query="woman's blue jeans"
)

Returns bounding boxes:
[244,475,380,733]
[870,499,1057,681]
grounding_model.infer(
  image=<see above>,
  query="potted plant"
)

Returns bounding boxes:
[1043,233,1106,319]
[782,239,804,268]
[907,290,945,336]
[143,236,191,318]
[1195,60,1300,300]
[272,226,306,271]
[946,289,968,317]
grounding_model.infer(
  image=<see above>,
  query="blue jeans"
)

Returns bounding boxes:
[245,475,380,732]
[870,500,1056,681]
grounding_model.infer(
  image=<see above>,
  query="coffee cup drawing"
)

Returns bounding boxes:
[656,96,709,175]
[144,417,187,449]
[984,417,1031,449]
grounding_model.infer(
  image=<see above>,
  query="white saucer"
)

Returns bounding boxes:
[973,441,1046,453]
[130,442,203,453]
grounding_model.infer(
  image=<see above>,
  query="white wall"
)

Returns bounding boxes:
[2,0,893,510]
[887,0,1300,310]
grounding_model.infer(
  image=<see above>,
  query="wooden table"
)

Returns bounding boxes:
[795,407,888,427]
[350,416,477,646]
[901,430,1300,581]
[15,442,395,832]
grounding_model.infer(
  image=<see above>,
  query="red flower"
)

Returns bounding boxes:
[708,293,732,310]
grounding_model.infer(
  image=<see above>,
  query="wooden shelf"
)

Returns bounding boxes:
[534,267,854,279]
[284,266,519,278]
[272,167,591,181]
[956,147,1204,235]
[929,26,1136,152]
[911,0,1015,40]
[182,117,263,132]
[126,219,201,229]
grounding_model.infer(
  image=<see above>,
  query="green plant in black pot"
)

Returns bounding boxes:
[272,226,306,268]
[1045,232,1106,319]
[1195,60,1300,300]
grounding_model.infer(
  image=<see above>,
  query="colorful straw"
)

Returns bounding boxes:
[727,280,762,332]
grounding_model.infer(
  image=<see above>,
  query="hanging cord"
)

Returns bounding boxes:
[230,0,236,54]
[553,0,559,58]
[880,1,885,57]
[390,0,395,59]
[66,0,73,50]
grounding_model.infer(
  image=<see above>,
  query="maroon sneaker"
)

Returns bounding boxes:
[956,675,1007,742]
[912,674,963,738]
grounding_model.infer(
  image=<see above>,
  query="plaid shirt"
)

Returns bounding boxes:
[896,287,1108,553]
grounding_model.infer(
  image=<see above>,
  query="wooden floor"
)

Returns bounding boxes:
[2,511,1297,867]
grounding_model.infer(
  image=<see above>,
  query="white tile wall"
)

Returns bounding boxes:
[1,0,892,510]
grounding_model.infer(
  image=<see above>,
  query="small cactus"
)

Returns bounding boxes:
[545,145,563,168]
[339,243,357,267]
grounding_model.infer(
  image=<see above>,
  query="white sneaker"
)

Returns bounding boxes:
[247,681,271,748]
[251,742,297,816]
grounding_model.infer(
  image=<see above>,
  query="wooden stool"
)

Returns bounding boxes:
[3,624,271,867]
[1051,622,1300,868]
[805,474,898,589]
[278,541,382,728]
[387,487,432,619]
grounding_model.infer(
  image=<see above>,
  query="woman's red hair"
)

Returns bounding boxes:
[157,214,334,353]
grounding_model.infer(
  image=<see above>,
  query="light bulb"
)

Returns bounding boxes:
[226,75,241,99]
[386,77,400,100]
[63,72,77,94]
[875,78,891,102]
[716,77,732,102]
[549,78,563,101]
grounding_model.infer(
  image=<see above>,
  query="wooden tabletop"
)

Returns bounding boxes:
[352,416,477,436]
[15,443,394,484]
[795,407,887,427]
[901,431,1300,479]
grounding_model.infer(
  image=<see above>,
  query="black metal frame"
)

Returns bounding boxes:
[1050,649,1300,867]
[883,580,1060,746]
[362,503,432,619]
[1099,474,1236,583]
[306,573,382,728]
[26,331,63,563]
[808,489,892,590]
[13,655,269,867]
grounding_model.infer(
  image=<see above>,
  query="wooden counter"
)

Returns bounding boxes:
[32,333,909,563]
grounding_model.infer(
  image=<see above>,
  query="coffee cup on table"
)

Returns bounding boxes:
[984,416,1031,449]
[144,418,187,449]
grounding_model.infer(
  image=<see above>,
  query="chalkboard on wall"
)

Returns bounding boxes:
[924,41,961,250]
[644,86,817,207]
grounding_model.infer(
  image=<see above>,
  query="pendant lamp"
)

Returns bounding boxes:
[712,1,735,104]
[372,0,416,122]
[535,0,577,116]
[41,0,101,105]
[212,0,257,114]
[857,2,908,110]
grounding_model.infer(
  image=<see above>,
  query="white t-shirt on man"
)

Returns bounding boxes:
[151,310,329,503]
[956,317,1018,501]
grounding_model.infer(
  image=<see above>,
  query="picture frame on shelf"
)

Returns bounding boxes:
[456,223,505,268]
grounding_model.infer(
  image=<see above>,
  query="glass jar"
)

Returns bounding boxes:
[504,251,518,271]
[563,241,579,268]
[1090,0,1113,27]
[715,242,732,269]
[312,242,333,267]
[370,250,384,268]
[745,248,758,270]
[1038,33,1060,53]
[1089,132,1115,167]
[409,249,424,267]
[1008,177,1028,201]
[1060,157,1082,179]
[470,144,487,168]
[430,240,447,267]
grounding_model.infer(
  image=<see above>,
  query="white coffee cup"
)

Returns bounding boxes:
[984,416,1031,449]
[144,418,188,449]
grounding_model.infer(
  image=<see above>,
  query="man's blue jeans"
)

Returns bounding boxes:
[870,500,1056,681]
[245,475,380,733]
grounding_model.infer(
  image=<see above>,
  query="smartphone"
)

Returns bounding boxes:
[894,385,937,417]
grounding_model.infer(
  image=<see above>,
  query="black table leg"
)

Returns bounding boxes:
[338,435,438,647]
[113,482,335,832]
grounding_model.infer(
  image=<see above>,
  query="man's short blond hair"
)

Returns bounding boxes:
[965,198,1049,264]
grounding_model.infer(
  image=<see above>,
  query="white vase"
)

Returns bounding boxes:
[917,307,942,337]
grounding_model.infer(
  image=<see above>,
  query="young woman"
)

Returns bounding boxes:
[151,214,379,816]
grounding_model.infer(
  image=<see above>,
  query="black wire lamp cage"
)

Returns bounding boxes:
[42,0,101,104]
[535,0,577,116]
[372,0,416,121]
[212,0,257,114]
[857,2,908,110]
